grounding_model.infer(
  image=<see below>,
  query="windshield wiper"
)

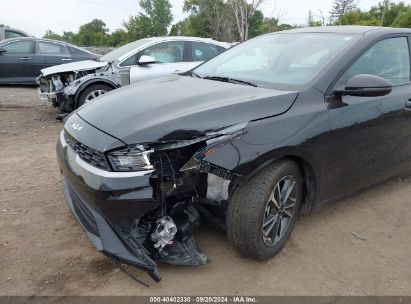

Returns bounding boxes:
[182,70,202,78]
[203,76,257,87]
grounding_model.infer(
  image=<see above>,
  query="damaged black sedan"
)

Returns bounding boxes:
[57,26,411,282]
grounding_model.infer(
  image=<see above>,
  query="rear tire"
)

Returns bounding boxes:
[227,159,302,260]
[76,84,113,108]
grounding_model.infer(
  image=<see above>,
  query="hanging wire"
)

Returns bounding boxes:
[163,152,177,189]
[159,153,166,217]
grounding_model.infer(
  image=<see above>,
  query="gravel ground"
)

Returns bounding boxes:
[0,86,410,296]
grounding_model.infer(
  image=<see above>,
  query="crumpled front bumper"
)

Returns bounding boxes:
[37,88,55,102]
[56,130,161,281]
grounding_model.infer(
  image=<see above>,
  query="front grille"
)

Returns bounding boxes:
[64,131,110,171]
[67,182,99,236]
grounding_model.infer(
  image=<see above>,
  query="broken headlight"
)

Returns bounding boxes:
[107,145,154,172]
[180,122,249,172]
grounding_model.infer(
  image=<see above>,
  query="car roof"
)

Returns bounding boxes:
[0,26,30,35]
[0,37,96,54]
[275,25,411,35]
[145,36,230,47]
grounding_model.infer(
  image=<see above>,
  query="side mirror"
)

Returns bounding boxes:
[138,55,156,65]
[335,74,392,97]
[0,48,6,55]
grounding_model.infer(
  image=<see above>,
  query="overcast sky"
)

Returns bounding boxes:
[0,0,405,38]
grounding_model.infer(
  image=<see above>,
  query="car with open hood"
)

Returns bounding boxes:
[37,36,230,112]
[57,26,411,283]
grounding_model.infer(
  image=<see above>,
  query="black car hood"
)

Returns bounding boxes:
[77,75,299,145]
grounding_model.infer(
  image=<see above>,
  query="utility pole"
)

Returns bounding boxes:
[318,9,326,26]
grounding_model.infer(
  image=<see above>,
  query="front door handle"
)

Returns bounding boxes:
[20,57,32,60]
[405,100,411,110]
[62,58,72,61]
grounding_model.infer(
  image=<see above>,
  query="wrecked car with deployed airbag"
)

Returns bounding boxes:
[38,37,229,113]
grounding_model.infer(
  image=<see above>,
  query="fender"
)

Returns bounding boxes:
[204,143,325,212]
[239,148,318,180]
[74,78,121,108]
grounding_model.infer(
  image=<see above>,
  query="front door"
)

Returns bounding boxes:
[129,40,189,83]
[0,40,34,83]
[322,36,411,202]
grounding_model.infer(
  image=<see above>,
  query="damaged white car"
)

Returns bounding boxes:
[37,37,230,112]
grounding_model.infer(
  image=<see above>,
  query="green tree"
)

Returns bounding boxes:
[368,1,410,26]
[107,29,129,46]
[248,10,264,38]
[62,31,75,43]
[73,19,109,46]
[123,0,173,40]
[340,9,379,25]
[169,18,198,36]
[123,15,153,40]
[183,0,235,41]
[392,10,411,27]
[43,30,63,41]
[260,18,295,34]
[330,0,358,24]
[139,0,173,36]
[308,9,322,26]
[337,1,411,27]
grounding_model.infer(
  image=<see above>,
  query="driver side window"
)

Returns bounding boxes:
[2,41,33,53]
[141,41,184,63]
[347,37,410,86]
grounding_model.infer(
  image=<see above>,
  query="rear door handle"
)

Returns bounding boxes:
[62,58,72,61]
[20,57,32,60]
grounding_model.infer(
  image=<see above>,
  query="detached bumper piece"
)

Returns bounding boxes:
[62,178,161,282]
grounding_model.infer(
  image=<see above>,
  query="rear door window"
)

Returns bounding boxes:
[69,47,90,56]
[38,41,70,55]
[191,42,222,61]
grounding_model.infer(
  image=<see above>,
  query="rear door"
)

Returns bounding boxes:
[128,40,189,83]
[34,40,72,76]
[322,35,411,202]
[0,40,35,83]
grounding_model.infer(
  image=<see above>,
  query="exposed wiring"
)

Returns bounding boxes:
[159,153,166,217]
[163,152,177,189]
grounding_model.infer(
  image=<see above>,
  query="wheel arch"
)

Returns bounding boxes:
[234,151,319,215]
[74,79,119,108]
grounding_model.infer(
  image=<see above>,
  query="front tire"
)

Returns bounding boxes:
[227,159,302,260]
[76,84,113,108]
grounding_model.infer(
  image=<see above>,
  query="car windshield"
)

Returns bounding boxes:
[194,33,359,90]
[100,38,153,62]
